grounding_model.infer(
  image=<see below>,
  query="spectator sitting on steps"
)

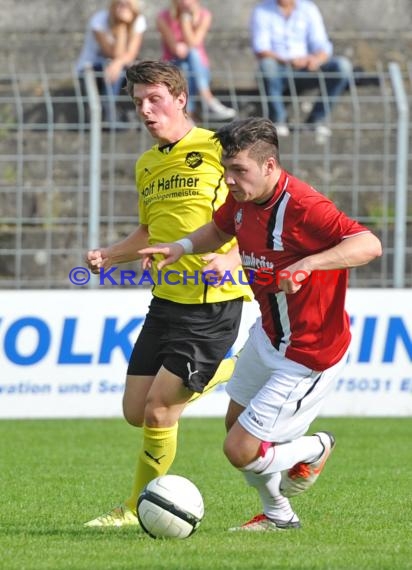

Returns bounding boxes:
[157,0,236,121]
[76,0,147,126]
[251,0,353,140]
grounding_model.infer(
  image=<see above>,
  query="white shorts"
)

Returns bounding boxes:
[226,318,348,443]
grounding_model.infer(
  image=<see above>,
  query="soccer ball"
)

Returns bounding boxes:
[137,474,204,539]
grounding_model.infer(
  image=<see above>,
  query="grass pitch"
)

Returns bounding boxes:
[1,417,411,570]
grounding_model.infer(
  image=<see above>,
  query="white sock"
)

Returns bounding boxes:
[245,435,324,476]
[243,470,298,523]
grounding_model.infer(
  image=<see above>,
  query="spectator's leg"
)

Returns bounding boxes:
[92,63,106,97]
[92,62,117,124]
[110,73,126,98]
[77,75,89,123]
[184,49,236,120]
[104,67,128,124]
[258,58,288,124]
[186,49,211,113]
[186,49,210,93]
[306,56,353,124]
[172,58,196,114]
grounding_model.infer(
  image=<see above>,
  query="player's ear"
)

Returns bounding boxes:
[263,156,277,176]
[176,91,187,110]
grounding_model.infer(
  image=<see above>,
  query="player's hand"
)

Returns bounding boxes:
[201,253,229,287]
[140,252,153,271]
[138,243,184,270]
[277,265,311,294]
[85,248,112,274]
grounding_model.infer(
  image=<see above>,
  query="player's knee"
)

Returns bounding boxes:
[123,406,144,427]
[143,402,172,427]
[223,437,248,469]
[122,398,144,427]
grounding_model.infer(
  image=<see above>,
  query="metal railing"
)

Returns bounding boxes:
[0,61,410,289]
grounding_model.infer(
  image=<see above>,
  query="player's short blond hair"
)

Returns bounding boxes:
[125,60,189,105]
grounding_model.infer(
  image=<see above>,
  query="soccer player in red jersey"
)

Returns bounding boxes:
[140,116,382,531]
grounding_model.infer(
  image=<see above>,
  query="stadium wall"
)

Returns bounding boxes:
[1,289,411,419]
[1,0,412,82]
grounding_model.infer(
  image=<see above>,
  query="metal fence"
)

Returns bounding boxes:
[0,60,410,289]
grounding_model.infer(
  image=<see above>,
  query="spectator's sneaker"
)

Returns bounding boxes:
[84,504,139,527]
[314,124,332,144]
[206,98,236,120]
[280,431,335,498]
[303,122,331,143]
[315,124,332,138]
[276,123,290,137]
[229,513,301,532]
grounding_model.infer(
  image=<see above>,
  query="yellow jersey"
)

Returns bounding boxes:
[136,126,252,304]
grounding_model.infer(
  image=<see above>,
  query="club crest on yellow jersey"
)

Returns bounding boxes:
[185,151,203,169]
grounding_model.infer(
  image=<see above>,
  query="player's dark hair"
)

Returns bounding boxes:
[125,60,189,103]
[213,117,280,165]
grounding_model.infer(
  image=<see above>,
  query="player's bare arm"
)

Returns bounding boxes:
[201,244,242,281]
[86,224,149,273]
[277,232,382,294]
[139,221,233,270]
[299,232,382,273]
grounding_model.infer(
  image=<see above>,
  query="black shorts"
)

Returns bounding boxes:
[127,296,243,392]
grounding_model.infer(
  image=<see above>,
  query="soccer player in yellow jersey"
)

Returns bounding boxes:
[84,60,251,527]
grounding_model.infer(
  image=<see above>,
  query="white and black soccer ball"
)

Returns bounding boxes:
[137,474,204,539]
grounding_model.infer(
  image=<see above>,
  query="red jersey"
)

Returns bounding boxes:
[214,170,370,370]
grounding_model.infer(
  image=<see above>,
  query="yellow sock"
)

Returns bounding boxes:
[125,422,178,513]
[188,354,236,404]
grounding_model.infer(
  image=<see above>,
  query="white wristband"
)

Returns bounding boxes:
[175,238,194,254]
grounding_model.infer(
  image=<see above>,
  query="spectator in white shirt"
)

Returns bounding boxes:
[251,0,352,138]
